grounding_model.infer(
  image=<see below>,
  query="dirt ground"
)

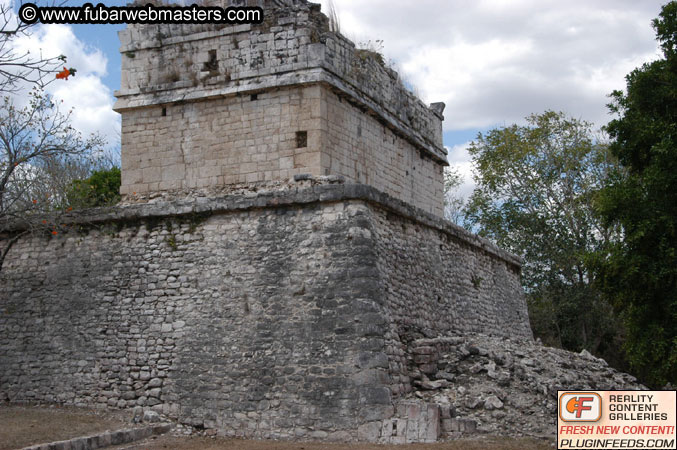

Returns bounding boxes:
[0,405,134,450]
[123,434,555,450]
[0,405,554,450]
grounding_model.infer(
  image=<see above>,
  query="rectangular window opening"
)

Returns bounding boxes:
[203,49,218,71]
[296,131,308,148]
[251,93,258,101]
[161,107,167,117]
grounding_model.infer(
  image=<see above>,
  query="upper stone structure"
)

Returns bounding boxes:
[114,0,448,216]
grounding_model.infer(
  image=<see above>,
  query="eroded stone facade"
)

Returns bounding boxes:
[115,0,447,215]
[0,0,605,444]
[0,183,531,442]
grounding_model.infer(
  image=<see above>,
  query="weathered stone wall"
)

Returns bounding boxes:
[372,206,529,341]
[367,203,531,399]
[0,197,386,439]
[0,183,529,441]
[115,2,444,155]
[114,0,447,215]
[120,85,323,194]
[323,88,444,216]
[120,84,444,216]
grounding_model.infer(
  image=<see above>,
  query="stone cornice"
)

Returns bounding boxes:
[1,183,520,269]
[114,69,448,165]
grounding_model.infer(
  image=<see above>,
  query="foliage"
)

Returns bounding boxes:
[0,89,105,269]
[326,0,340,34]
[355,40,386,67]
[0,1,67,95]
[353,38,421,97]
[0,5,105,271]
[443,166,465,225]
[595,1,677,387]
[67,167,121,208]
[463,111,626,366]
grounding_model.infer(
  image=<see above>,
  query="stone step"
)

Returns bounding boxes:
[21,423,172,450]
[441,417,478,434]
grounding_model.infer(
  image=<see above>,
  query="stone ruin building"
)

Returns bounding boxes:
[116,0,447,217]
[0,0,644,444]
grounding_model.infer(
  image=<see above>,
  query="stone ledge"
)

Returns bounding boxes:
[114,71,448,165]
[118,24,253,53]
[21,423,171,450]
[1,183,520,269]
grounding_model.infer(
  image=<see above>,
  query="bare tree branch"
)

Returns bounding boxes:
[0,90,106,270]
[0,1,68,94]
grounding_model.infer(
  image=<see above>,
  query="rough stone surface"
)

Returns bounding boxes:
[373,401,441,444]
[0,0,645,444]
[20,423,171,450]
[114,0,447,216]
[0,184,529,442]
[403,333,645,438]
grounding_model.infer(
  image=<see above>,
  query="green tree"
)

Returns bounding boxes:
[596,2,677,387]
[67,167,121,209]
[464,111,626,367]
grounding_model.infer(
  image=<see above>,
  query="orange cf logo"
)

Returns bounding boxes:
[559,392,602,422]
[567,396,594,418]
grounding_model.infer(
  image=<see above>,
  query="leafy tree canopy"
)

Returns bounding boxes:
[464,111,624,366]
[443,166,465,225]
[596,1,677,387]
[67,167,121,209]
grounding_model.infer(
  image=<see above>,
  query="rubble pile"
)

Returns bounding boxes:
[404,334,644,437]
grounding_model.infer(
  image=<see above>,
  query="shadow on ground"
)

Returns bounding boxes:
[1,405,554,450]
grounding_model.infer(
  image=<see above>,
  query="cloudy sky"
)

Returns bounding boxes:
[6,0,667,195]
[319,0,665,196]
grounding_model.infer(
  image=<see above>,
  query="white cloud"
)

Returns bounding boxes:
[11,23,120,145]
[445,142,475,200]
[319,0,664,131]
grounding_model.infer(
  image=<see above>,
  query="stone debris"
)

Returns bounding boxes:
[0,0,643,443]
[403,333,644,438]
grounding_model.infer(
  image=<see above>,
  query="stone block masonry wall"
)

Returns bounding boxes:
[323,88,444,216]
[120,82,444,215]
[362,200,532,399]
[318,31,444,155]
[115,2,444,156]
[120,85,323,195]
[116,6,319,100]
[115,0,448,215]
[0,194,394,440]
[372,206,531,340]
[0,183,530,441]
